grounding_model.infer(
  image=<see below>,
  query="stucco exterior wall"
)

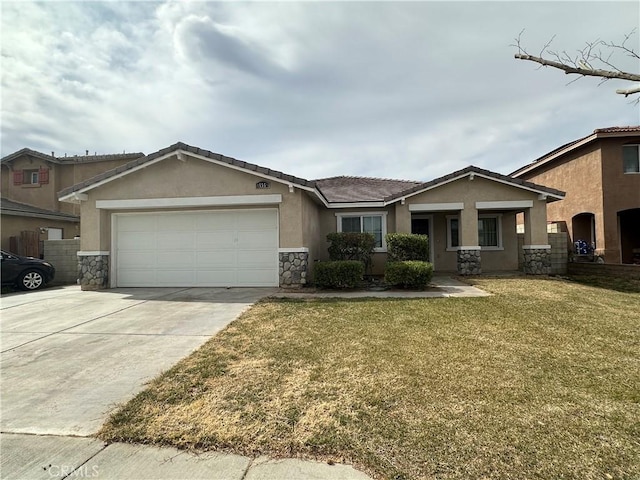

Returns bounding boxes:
[78,156,308,252]
[600,138,640,262]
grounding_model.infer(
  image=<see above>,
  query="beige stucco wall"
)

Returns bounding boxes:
[78,155,310,252]
[1,215,79,253]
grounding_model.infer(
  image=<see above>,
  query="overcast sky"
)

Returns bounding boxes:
[2,1,638,182]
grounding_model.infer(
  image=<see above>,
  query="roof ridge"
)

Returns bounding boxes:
[315,175,420,183]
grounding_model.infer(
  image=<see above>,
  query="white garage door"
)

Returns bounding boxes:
[114,210,278,287]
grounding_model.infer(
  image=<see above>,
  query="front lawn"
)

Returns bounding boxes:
[100,278,640,480]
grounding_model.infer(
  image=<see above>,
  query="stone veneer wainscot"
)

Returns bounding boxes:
[522,245,551,275]
[78,252,109,290]
[457,247,482,275]
[279,250,309,287]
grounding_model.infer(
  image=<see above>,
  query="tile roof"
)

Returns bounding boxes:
[1,148,144,165]
[0,197,80,221]
[593,126,640,134]
[314,176,422,203]
[58,142,315,199]
[388,165,565,201]
[511,126,640,176]
[56,142,564,204]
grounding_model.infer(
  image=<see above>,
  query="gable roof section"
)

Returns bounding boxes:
[58,142,315,202]
[315,176,422,203]
[1,197,80,222]
[1,148,144,166]
[386,165,565,202]
[511,126,640,177]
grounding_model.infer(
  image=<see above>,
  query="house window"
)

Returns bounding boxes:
[447,214,503,249]
[336,213,387,250]
[446,216,460,249]
[623,145,640,173]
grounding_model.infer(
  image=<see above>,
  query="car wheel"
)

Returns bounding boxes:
[19,269,45,290]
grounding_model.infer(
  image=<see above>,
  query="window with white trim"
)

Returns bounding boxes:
[336,213,387,250]
[623,145,640,173]
[446,216,460,249]
[447,214,503,249]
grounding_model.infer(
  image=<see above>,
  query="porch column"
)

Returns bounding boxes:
[522,204,551,275]
[457,205,481,275]
[78,205,110,290]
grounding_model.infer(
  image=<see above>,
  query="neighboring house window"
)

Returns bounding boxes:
[447,214,503,249]
[13,168,49,185]
[336,212,387,250]
[623,145,640,173]
[28,170,39,184]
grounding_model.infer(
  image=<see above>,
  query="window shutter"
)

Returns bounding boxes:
[13,170,23,185]
[39,167,49,184]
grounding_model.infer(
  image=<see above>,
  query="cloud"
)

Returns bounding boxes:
[1,1,638,183]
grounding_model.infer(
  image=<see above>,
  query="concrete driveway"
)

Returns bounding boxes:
[1,285,275,436]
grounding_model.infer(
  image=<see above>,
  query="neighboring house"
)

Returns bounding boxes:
[511,126,640,264]
[0,148,143,256]
[0,198,80,255]
[57,142,564,290]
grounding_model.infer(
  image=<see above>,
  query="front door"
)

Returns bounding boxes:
[411,216,432,263]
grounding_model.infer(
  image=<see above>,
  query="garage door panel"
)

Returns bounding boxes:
[157,232,195,249]
[237,269,276,286]
[118,215,156,231]
[156,270,195,285]
[117,269,156,286]
[118,251,156,268]
[196,270,238,285]
[238,250,277,266]
[196,231,235,248]
[115,210,278,287]
[157,214,195,231]
[117,232,152,250]
[197,251,237,267]
[158,251,196,268]
[237,211,277,229]
[238,233,278,249]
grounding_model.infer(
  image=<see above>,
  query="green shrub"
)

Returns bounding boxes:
[314,260,365,289]
[327,232,376,271]
[385,261,433,289]
[386,233,429,261]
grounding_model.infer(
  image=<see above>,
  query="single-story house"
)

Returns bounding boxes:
[58,142,565,290]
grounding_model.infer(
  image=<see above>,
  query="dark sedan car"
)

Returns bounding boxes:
[1,250,55,290]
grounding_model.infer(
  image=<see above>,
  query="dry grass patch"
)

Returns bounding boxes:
[100,277,640,480]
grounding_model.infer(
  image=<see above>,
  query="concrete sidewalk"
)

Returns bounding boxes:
[1,433,372,480]
[272,275,490,299]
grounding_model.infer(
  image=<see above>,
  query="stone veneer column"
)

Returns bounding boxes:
[522,245,551,275]
[279,249,309,287]
[457,247,482,275]
[78,252,109,290]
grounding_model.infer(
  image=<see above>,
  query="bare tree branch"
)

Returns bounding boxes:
[514,30,640,97]
[514,52,640,82]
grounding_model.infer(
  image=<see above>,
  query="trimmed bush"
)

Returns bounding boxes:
[314,260,365,289]
[385,261,434,289]
[327,232,376,271]
[386,233,429,261]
